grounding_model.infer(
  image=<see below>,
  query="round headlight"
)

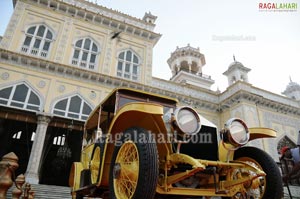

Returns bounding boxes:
[222,118,249,147]
[173,106,201,136]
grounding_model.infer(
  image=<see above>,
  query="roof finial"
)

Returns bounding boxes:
[289,76,293,83]
[233,54,236,62]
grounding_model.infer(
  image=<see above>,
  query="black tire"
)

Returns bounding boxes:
[224,146,283,199]
[109,127,159,199]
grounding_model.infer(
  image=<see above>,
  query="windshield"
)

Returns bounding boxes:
[118,95,175,114]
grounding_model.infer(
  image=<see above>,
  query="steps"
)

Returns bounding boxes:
[7,184,72,199]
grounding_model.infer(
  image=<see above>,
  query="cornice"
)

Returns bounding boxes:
[152,77,219,102]
[20,0,161,45]
[1,49,299,115]
[219,82,300,116]
[64,0,155,30]
[167,45,206,66]
[223,61,251,75]
[170,70,214,84]
[0,48,219,112]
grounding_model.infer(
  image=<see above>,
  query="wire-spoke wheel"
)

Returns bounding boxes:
[109,127,158,199]
[114,141,139,198]
[223,147,283,199]
[90,146,101,184]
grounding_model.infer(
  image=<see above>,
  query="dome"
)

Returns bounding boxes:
[167,44,205,67]
[167,44,206,76]
[223,60,251,76]
[229,61,245,68]
[283,80,300,94]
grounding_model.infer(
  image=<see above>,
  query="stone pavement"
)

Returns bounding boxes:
[283,185,300,199]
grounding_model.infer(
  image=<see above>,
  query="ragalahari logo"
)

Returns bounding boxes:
[258,2,298,12]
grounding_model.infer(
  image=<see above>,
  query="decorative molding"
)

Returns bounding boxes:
[0,48,220,112]
[103,40,112,74]
[25,0,161,45]
[37,114,52,125]
[58,85,66,93]
[37,80,46,88]
[0,48,299,116]
[263,111,300,130]
[1,72,9,80]
[0,1,25,49]
[54,18,71,62]
[152,77,218,104]
[89,91,96,100]
[60,0,156,30]
[219,82,300,116]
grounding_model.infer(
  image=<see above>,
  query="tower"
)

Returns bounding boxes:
[223,56,251,86]
[282,77,300,100]
[143,12,157,25]
[167,44,214,89]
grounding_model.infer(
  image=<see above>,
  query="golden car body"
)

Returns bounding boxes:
[69,88,283,199]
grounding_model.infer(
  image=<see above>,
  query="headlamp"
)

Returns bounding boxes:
[221,118,249,147]
[172,106,201,137]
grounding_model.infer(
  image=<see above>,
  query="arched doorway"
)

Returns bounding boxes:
[0,115,37,177]
[39,121,83,186]
[277,135,296,153]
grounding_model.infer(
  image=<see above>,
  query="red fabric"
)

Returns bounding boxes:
[281,146,290,156]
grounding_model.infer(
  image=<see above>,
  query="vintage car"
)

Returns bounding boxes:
[69,88,283,199]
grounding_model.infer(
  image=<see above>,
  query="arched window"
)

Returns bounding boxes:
[240,75,244,81]
[21,24,54,58]
[117,50,140,81]
[0,83,41,111]
[12,131,35,141]
[31,132,36,141]
[53,95,92,120]
[231,76,236,84]
[12,131,22,139]
[71,38,99,70]
[53,134,65,146]
[277,135,296,153]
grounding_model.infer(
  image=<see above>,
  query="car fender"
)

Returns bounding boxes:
[248,127,277,140]
[97,102,169,186]
[109,102,165,135]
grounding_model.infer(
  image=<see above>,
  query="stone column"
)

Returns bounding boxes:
[25,114,51,184]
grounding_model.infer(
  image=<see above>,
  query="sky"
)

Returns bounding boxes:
[0,0,300,95]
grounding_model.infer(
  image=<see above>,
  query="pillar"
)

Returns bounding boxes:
[188,63,191,73]
[25,114,51,184]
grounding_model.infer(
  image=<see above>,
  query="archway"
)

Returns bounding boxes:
[39,120,83,186]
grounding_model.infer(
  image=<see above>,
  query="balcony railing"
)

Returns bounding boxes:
[175,69,212,80]
[21,45,48,58]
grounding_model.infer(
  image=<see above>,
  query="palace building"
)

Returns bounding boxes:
[0,0,299,187]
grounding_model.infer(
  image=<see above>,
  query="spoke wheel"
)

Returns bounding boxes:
[233,157,266,198]
[114,141,139,198]
[109,127,158,199]
[90,146,101,184]
[223,146,283,199]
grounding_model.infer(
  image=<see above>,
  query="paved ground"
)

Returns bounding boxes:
[284,185,300,199]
